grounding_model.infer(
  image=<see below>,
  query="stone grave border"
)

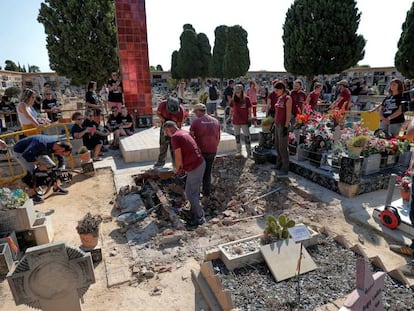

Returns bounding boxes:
[194,226,413,311]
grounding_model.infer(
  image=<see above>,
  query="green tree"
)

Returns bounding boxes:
[395,2,414,78]
[4,60,18,71]
[211,25,228,80]
[38,0,118,85]
[197,33,212,78]
[156,64,164,71]
[150,66,156,71]
[171,50,179,79]
[28,65,41,73]
[223,25,250,78]
[176,25,201,79]
[283,0,365,86]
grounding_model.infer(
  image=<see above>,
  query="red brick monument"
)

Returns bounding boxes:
[114,0,152,119]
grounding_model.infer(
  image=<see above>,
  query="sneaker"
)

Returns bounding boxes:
[53,185,69,195]
[277,170,289,177]
[389,244,413,256]
[186,217,206,227]
[235,153,243,159]
[93,157,103,162]
[30,194,44,205]
[153,162,165,168]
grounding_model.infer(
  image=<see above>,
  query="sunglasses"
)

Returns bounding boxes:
[76,118,84,121]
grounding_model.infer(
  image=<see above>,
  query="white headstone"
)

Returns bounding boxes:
[7,242,95,311]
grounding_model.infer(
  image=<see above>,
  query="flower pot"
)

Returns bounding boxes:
[79,151,91,162]
[308,148,322,167]
[79,230,99,248]
[347,145,363,159]
[401,189,411,202]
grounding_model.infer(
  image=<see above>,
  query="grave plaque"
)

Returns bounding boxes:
[7,242,95,311]
[343,258,385,311]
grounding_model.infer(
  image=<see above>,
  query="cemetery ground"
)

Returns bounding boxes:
[1,157,414,310]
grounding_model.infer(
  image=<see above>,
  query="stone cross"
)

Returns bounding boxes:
[7,242,95,311]
[342,258,385,311]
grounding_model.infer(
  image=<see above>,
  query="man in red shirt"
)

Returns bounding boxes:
[154,97,186,167]
[190,104,220,197]
[330,80,351,111]
[164,121,206,227]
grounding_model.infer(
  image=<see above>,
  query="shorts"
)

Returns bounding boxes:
[206,102,217,115]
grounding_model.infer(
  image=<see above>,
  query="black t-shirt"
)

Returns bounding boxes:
[107,113,122,129]
[85,91,101,116]
[42,98,59,121]
[381,93,405,124]
[120,114,134,131]
[108,79,123,103]
[223,86,234,106]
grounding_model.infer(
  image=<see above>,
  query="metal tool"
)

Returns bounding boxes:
[117,203,162,225]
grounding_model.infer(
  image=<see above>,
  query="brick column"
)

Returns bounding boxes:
[114,0,152,117]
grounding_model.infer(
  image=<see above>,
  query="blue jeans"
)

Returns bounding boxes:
[185,160,206,222]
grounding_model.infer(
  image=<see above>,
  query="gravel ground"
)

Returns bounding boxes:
[213,235,414,311]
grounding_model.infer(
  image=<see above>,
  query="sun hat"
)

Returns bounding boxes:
[192,103,206,112]
[234,84,244,93]
[337,79,348,87]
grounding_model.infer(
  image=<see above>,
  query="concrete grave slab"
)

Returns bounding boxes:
[260,239,317,282]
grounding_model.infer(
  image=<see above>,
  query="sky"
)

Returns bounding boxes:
[0,0,413,73]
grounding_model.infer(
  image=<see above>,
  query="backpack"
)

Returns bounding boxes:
[209,86,218,100]
[166,97,180,114]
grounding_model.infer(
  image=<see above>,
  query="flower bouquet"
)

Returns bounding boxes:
[397,169,412,201]
[303,112,334,166]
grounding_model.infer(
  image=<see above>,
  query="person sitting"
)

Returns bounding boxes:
[42,92,62,122]
[110,106,134,149]
[0,95,18,128]
[106,106,122,149]
[13,135,72,204]
[17,89,46,136]
[71,111,105,161]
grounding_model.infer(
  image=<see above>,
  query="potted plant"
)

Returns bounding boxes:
[76,212,103,248]
[347,135,369,158]
[78,146,91,162]
[262,214,295,244]
[396,170,412,202]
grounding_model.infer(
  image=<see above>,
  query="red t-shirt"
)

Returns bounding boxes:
[190,114,220,153]
[290,90,307,116]
[230,97,252,125]
[267,91,279,116]
[171,129,203,172]
[337,88,351,110]
[274,94,291,125]
[157,100,186,126]
[308,91,320,110]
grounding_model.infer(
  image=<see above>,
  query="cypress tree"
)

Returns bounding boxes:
[223,25,250,79]
[211,25,228,80]
[395,2,414,78]
[283,0,365,84]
